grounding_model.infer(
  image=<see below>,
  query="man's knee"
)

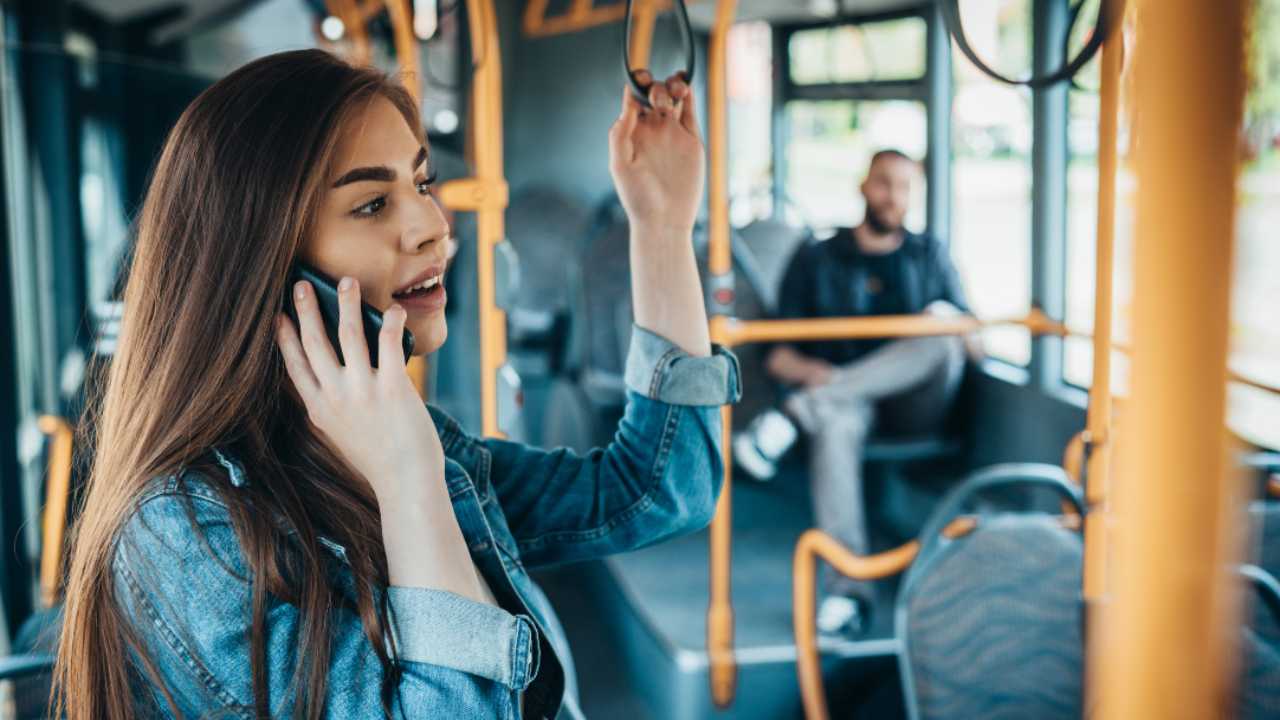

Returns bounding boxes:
[817,403,875,440]
[895,334,963,367]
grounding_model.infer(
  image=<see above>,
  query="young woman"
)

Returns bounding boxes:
[53,49,738,719]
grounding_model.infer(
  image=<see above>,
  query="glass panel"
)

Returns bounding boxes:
[1063,0,1124,388]
[784,100,928,232]
[951,14,1033,367]
[727,22,775,227]
[789,16,927,85]
[1231,0,1280,448]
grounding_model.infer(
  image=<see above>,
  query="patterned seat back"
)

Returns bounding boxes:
[1239,564,1280,719]
[896,464,1085,720]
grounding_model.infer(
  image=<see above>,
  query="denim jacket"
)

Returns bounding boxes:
[111,325,741,719]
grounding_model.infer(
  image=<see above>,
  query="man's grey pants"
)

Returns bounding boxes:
[785,336,965,600]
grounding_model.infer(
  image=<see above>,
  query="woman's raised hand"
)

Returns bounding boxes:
[608,70,706,236]
[276,278,443,506]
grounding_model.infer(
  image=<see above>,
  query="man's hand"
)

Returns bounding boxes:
[800,359,835,388]
[766,344,835,389]
[924,299,984,361]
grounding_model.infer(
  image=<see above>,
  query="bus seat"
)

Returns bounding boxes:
[897,464,1085,720]
[545,197,780,448]
[575,198,632,406]
[1249,500,1280,579]
[867,362,979,540]
[0,652,55,717]
[3,605,61,718]
[1238,564,1280,719]
[733,216,811,312]
[540,197,631,451]
[505,185,591,376]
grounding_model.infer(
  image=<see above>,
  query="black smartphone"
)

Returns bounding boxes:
[284,263,414,368]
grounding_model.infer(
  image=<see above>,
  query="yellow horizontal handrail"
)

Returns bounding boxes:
[712,306,1068,348]
[37,415,74,608]
[522,0,694,39]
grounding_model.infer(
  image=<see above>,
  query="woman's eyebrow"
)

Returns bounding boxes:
[331,146,429,189]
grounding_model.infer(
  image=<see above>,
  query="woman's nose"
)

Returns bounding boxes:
[401,197,449,254]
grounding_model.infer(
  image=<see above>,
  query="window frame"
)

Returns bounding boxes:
[772,3,950,242]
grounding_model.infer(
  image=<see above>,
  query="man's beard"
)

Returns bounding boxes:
[863,205,901,235]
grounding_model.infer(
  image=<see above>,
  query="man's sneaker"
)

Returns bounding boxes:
[731,409,798,481]
[816,595,870,639]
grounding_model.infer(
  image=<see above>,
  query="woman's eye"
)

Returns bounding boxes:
[352,196,386,217]
[416,171,438,196]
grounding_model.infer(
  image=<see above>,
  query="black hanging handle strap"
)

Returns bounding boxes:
[941,0,1118,90]
[622,0,696,107]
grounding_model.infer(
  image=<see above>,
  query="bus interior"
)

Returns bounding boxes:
[1,0,1279,718]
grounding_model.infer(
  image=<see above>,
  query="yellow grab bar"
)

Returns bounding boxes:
[626,0,659,70]
[709,304,1080,707]
[705,0,739,707]
[1082,0,1124,604]
[325,0,372,65]
[712,306,1068,348]
[382,0,433,396]
[37,415,74,608]
[443,0,507,438]
[523,0,692,39]
[385,0,420,100]
[794,521,977,720]
[1093,0,1248,716]
[795,514,1081,719]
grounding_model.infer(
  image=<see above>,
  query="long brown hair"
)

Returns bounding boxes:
[54,49,423,719]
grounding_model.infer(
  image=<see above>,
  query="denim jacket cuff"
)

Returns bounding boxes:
[387,587,540,691]
[623,324,742,406]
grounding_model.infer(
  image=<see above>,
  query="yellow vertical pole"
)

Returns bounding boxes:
[37,416,73,607]
[384,0,433,397]
[1094,0,1248,717]
[460,0,507,437]
[627,0,659,69]
[386,0,421,100]
[705,0,738,708]
[326,0,372,65]
[1082,0,1122,603]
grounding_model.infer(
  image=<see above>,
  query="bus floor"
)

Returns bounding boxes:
[534,452,916,720]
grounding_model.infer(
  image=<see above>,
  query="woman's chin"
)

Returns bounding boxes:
[408,316,447,356]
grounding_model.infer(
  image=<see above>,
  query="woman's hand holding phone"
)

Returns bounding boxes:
[276,277,443,506]
[276,278,485,599]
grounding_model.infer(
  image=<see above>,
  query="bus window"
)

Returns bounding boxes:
[950,2,1033,367]
[785,99,928,232]
[727,21,773,227]
[1228,0,1280,449]
[787,15,927,85]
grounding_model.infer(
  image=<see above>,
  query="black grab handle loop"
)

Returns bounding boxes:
[941,0,1117,90]
[622,0,696,108]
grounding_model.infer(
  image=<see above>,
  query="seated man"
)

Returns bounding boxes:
[733,149,975,637]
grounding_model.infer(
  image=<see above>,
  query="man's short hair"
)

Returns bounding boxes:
[868,148,916,170]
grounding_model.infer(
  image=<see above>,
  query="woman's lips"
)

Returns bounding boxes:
[394,282,447,314]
